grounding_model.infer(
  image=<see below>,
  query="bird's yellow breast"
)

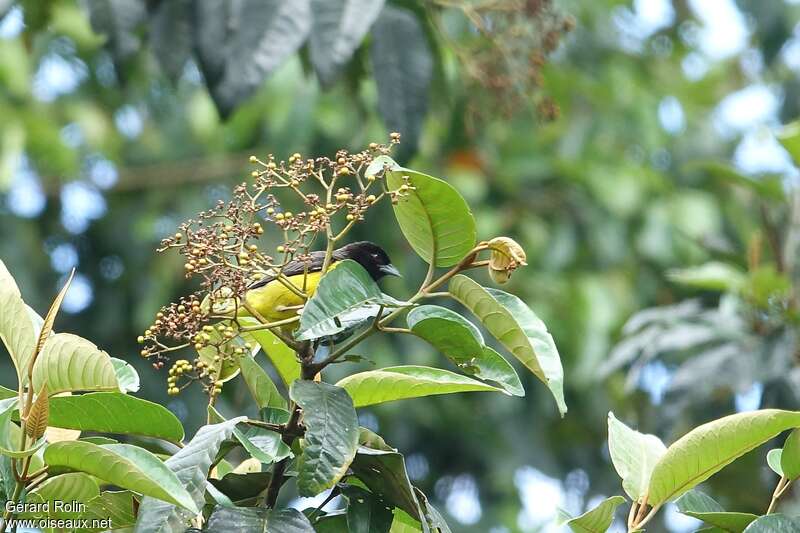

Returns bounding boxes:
[243,262,339,323]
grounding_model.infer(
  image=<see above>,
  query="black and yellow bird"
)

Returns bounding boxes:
[243,241,400,323]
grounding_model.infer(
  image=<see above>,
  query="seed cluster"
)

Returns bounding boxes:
[437,0,573,121]
[138,136,406,397]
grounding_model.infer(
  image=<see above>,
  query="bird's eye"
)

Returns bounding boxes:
[372,253,379,259]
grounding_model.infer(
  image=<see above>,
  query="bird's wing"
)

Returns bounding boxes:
[247,250,328,290]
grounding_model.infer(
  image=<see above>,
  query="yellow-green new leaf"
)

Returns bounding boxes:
[44,441,199,513]
[449,275,566,415]
[337,366,505,408]
[239,353,287,410]
[0,277,37,388]
[377,156,476,267]
[34,269,73,360]
[565,495,626,533]
[240,317,301,386]
[607,413,666,502]
[647,409,800,507]
[32,333,119,395]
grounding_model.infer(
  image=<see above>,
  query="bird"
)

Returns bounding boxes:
[242,241,400,324]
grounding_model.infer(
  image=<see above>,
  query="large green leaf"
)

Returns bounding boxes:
[647,410,800,507]
[309,0,385,86]
[0,264,37,387]
[344,485,394,533]
[781,429,800,479]
[239,353,287,410]
[48,392,184,443]
[675,490,758,532]
[350,446,427,527]
[204,506,314,532]
[32,333,119,394]
[43,441,198,512]
[25,473,100,518]
[240,317,301,386]
[290,380,359,496]
[407,305,523,396]
[564,495,626,533]
[193,0,311,116]
[81,491,138,531]
[607,413,666,502]
[0,385,15,400]
[376,157,475,267]
[742,515,800,533]
[370,7,434,161]
[336,366,504,408]
[133,417,245,533]
[449,276,567,415]
[296,260,405,341]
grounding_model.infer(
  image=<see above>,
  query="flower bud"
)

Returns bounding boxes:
[487,237,527,284]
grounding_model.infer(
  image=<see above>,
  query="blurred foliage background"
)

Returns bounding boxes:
[2,0,800,531]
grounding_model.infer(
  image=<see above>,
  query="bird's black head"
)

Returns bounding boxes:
[334,241,400,282]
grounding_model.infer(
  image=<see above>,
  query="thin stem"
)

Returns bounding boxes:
[239,316,300,332]
[245,419,285,433]
[632,505,661,531]
[767,476,789,514]
[626,501,639,531]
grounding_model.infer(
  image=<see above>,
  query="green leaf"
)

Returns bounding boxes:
[26,473,100,518]
[449,276,567,415]
[309,0,385,86]
[390,509,424,532]
[407,305,524,396]
[32,333,119,394]
[240,318,301,387]
[43,441,198,512]
[379,158,475,267]
[111,357,140,393]
[607,412,666,502]
[290,380,359,496]
[768,448,784,476]
[686,160,785,201]
[133,417,246,533]
[194,0,312,117]
[344,485,394,533]
[234,425,292,465]
[778,121,800,167]
[742,515,800,533]
[647,409,800,507]
[565,495,626,533]
[370,6,434,161]
[0,268,37,388]
[336,365,504,408]
[48,392,184,443]
[781,429,800,479]
[296,260,406,341]
[239,353,287,410]
[209,471,272,503]
[350,446,426,523]
[80,491,138,531]
[666,262,747,292]
[0,385,14,400]
[204,506,314,532]
[675,489,758,532]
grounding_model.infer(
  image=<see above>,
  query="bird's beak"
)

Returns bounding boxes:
[380,264,402,278]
